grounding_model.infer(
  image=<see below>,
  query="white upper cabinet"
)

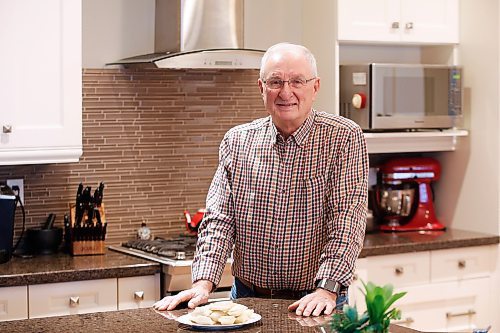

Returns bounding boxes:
[337,0,459,44]
[0,0,82,165]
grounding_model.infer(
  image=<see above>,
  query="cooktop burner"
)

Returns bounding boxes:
[121,236,197,261]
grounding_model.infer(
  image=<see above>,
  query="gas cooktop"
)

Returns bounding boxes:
[109,235,197,266]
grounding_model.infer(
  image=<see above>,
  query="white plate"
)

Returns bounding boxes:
[176,313,262,331]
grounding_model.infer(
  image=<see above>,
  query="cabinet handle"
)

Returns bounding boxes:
[446,309,476,318]
[394,266,404,275]
[392,317,414,325]
[458,259,466,269]
[69,296,80,307]
[134,291,145,300]
[2,125,12,133]
[405,22,414,30]
[391,22,400,29]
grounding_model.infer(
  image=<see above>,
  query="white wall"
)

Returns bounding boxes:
[434,0,499,236]
[83,0,304,69]
[82,0,155,68]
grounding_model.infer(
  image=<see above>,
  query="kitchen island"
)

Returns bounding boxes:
[0,298,420,333]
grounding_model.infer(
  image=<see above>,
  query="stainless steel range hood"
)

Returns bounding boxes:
[108,0,265,69]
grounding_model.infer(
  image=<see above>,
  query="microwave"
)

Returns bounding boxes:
[339,64,462,130]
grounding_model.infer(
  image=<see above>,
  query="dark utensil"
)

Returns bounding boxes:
[43,213,56,230]
[95,182,105,206]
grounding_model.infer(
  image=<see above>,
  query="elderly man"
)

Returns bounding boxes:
[154,42,368,317]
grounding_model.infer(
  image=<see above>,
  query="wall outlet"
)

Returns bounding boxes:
[6,178,24,205]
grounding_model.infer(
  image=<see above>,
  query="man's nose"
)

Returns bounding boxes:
[278,82,293,97]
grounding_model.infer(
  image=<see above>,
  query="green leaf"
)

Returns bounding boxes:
[345,306,359,322]
[333,280,406,333]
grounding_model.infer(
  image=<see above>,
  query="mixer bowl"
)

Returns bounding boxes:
[379,188,415,217]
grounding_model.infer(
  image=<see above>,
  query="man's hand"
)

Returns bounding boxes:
[152,280,213,311]
[288,288,337,317]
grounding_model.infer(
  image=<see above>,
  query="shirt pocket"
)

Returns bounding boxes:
[298,173,327,224]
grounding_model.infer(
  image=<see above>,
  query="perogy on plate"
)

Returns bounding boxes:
[188,301,255,325]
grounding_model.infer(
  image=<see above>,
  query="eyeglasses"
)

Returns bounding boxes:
[263,77,316,89]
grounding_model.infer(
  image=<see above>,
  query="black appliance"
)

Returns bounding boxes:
[0,185,17,264]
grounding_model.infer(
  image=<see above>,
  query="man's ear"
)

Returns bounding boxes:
[258,79,264,95]
[312,77,320,101]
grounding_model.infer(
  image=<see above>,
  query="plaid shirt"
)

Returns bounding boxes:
[192,110,368,293]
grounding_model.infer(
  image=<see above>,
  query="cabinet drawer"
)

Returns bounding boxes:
[0,286,28,321]
[29,278,117,318]
[365,252,430,287]
[431,246,493,282]
[118,274,159,310]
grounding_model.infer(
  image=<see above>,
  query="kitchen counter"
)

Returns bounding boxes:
[0,229,497,287]
[0,298,421,333]
[0,249,159,287]
[360,228,499,257]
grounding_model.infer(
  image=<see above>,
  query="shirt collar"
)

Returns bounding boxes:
[268,110,316,147]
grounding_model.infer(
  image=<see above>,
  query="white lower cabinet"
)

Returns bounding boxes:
[0,286,28,321]
[352,245,495,332]
[118,274,160,310]
[29,279,117,318]
[28,274,160,318]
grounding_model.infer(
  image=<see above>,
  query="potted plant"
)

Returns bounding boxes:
[331,281,407,333]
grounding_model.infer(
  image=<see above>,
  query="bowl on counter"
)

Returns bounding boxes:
[26,227,63,255]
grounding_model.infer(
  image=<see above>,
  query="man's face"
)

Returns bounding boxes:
[258,50,320,135]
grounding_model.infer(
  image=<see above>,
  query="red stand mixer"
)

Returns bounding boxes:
[374,157,446,232]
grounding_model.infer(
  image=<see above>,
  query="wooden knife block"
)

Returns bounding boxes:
[69,203,107,256]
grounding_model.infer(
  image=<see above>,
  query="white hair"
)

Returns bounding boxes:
[259,42,318,79]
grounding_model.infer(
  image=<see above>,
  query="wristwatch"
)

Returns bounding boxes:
[316,279,342,295]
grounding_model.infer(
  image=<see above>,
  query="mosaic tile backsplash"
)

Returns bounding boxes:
[0,68,266,246]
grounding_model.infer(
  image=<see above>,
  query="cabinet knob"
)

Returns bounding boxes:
[69,296,80,307]
[391,22,400,29]
[393,317,414,325]
[352,273,358,281]
[2,125,12,133]
[458,260,466,269]
[134,291,145,300]
[394,266,404,275]
[405,22,414,30]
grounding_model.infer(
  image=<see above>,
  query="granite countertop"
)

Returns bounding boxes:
[0,298,421,333]
[0,249,159,287]
[360,228,499,258]
[0,229,498,288]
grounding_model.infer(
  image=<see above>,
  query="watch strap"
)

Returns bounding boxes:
[316,279,342,295]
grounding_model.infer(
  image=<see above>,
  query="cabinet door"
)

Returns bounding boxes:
[0,286,28,321]
[348,258,368,312]
[400,0,459,43]
[29,279,117,318]
[0,0,82,165]
[337,0,458,44]
[337,0,401,43]
[394,278,490,332]
[118,274,160,310]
